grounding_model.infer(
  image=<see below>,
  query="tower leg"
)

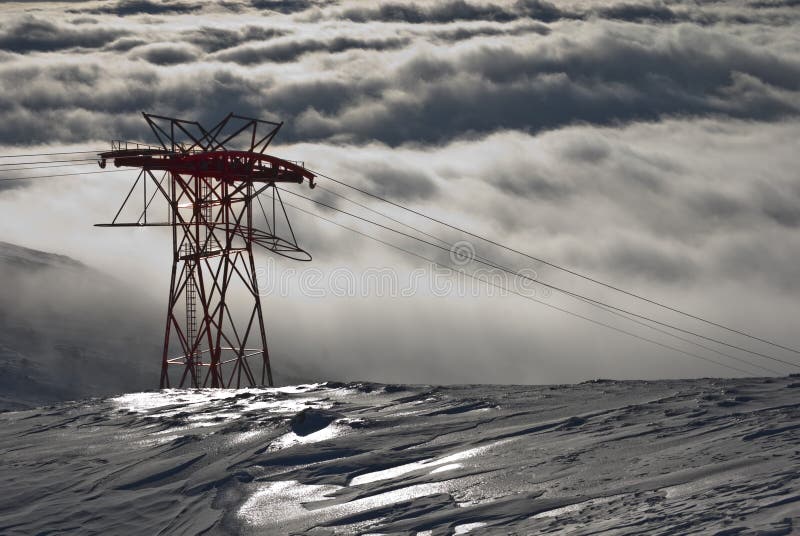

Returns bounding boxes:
[250,247,273,386]
[160,261,177,389]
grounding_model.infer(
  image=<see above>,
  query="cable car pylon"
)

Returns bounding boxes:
[97,112,315,388]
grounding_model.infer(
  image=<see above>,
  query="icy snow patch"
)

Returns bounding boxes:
[111,388,245,413]
[270,422,347,450]
[351,441,506,485]
[238,481,452,530]
[239,480,342,525]
[531,495,620,519]
[453,522,487,534]
[430,463,463,474]
[350,458,434,486]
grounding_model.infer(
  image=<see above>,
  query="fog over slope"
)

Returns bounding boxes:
[0,241,161,409]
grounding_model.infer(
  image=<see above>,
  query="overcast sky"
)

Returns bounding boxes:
[0,0,799,386]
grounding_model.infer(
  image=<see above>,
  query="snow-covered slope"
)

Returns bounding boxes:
[1,377,799,535]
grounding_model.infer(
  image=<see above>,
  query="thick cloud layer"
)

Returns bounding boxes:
[0,7,797,146]
[0,15,127,52]
[75,0,203,16]
[0,0,799,392]
[212,36,411,64]
[338,0,573,24]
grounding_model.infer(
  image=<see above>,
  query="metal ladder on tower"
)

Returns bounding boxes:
[200,179,213,254]
[183,242,199,383]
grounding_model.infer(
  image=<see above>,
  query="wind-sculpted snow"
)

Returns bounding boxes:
[1,378,799,534]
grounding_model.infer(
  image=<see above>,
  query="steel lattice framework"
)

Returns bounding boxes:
[97,113,314,388]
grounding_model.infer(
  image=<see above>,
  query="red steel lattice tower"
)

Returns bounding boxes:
[97,113,314,388]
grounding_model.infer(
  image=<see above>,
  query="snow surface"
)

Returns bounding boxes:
[1,377,799,534]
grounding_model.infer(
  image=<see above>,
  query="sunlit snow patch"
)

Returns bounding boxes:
[111,388,248,413]
[453,522,487,534]
[350,459,434,486]
[430,463,463,474]
[236,396,331,414]
[239,480,342,525]
[532,495,620,519]
[351,441,507,485]
[271,383,324,394]
[239,481,453,530]
[663,474,729,499]
[270,422,348,450]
